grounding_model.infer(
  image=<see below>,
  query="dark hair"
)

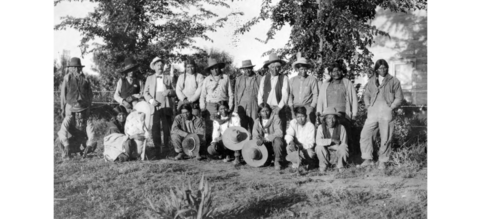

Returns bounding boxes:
[183,57,198,88]
[327,62,345,73]
[179,103,193,113]
[258,103,272,114]
[374,59,389,73]
[216,100,229,111]
[294,106,307,116]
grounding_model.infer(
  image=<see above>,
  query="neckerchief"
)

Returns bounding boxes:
[213,113,232,125]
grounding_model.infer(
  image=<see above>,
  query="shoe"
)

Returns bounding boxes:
[319,166,328,174]
[196,155,204,161]
[174,153,186,160]
[338,167,345,173]
[378,162,386,170]
[233,157,241,165]
[358,159,374,168]
[274,161,281,170]
[223,155,233,163]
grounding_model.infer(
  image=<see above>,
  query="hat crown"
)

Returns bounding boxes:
[241,60,253,68]
[268,53,280,61]
[183,138,196,151]
[68,57,83,67]
[322,107,341,116]
[248,148,262,160]
[207,57,219,66]
[124,57,136,66]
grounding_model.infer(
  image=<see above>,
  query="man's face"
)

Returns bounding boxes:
[377,65,388,77]
[241,68,254,76]
[296,113,307,126]
[116,112,126,123]
[186,64,195,74]
[70,67,82,75]
[210,66,221,76]
[218,105,228,117]
[298,65,308,78]
[269,63,281,76]
[260,107,271,119]
[182,109,193,120]
[325,115,337,128]
[330,67,342,80]
[126,71,134,80]
[154,61,164,73]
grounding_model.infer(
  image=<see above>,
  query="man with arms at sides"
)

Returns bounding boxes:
[234,59,261,134]
[114,57,144,112]
[171,103,205,160]
[176,57,205,116]
[60,57,93,118]
[285,106,316,171]
[288,54,318,124]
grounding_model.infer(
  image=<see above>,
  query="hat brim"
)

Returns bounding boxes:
[264,59,286,68]
[239,65,255,69]
[120,64,139,74]
[321,112,341,117]
[242,140,269,167]
[205,63,226,72]
[182,134,201,157]
[222,127,251,151]
[150,58,162,70]
[292,62,312,69]
[67,65,85,67]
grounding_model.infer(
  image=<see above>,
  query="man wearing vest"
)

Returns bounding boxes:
[114,57,144,112]
[257,54,289,133]
[60,57,93,118]
[144,57,176,157]
[234,59,262,134]
[288,54,318,124]
[317,62,358,155]
[359,59,404,170]
[176,57,205,116]
[200,58,234,145]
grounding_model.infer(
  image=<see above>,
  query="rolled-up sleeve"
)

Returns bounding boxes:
[176,74,186,101]
[257,76,265,106]
[284,120,296,144]
[86,120,96,146]
[277,76,289,109]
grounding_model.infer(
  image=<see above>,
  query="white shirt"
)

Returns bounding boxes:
[378,75,385,85]
[212,113,241,142]
[261,119,270,138]
[257,74,289,109]
[156,75,167,92]
[284,119,316,149]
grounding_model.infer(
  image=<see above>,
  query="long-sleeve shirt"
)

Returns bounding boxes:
[57,116,95,146]
[288,75,318,107]
[200,75,234,110]
[363,73,403,109]
[252,115,283,142]
[284,120,316,149]
[176,73,205,102]
[171,115,205,137]
[257,74,289,109]
[316,124,347,147]
[113,78,144,104]
[212,113,241,142]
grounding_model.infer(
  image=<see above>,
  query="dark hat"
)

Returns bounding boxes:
[242,140,269,167]
[182,134,201,157]
[222,127,251,151]
[67,57,85,67]
[70,102,88,113]
[185,57,196,66]
[263,53,286,68]
[205,57,226,71]
[120,57,139,74]
[239,60,255,69]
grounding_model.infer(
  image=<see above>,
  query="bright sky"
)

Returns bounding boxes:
[54,0,292,75]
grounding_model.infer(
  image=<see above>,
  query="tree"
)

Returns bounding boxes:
[55,0,243,90]
[234,0,427,80]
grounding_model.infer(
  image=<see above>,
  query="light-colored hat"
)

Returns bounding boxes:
[242,140,269,167]
[239,60,255,69]
[182,134,201,157]
[205,57,226,71]
[321,107,342,117]
[222,127,251,151]
[263,53,286,68]
[150,57,163,70]
[292,52,313,69]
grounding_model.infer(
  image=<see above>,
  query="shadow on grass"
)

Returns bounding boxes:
[215,191,306,219]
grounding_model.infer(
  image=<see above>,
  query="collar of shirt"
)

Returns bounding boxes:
[378,75,385,84]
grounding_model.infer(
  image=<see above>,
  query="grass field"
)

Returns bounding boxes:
[54,105,427,219]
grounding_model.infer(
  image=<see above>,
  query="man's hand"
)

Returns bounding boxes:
[332,139,341,145]
[130,133,146,141]
[122,100,132,109]
[256,137,264,146]
[288,141,297,152]
[151,99,160,107]
[210,141,218,151]
[307,148,316,158]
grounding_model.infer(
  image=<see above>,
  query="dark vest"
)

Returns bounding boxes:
[262,74,284,104]
[120,78,141,99]
[66,74,90,106]
[321,123,341,141]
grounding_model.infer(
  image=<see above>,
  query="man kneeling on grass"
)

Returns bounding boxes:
[171,103,205,160]
[316,107,349,173]
[285,106,316,172]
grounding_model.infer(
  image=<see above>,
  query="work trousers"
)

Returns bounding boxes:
[203,102,218,145]
[152,107,173,152]
[286,146,317,168]
[56,138,97,158]
[315,144,349,168]
[207,141,240,158]
[360,101,394,163]
[264,137,285,161]
[271,106,288,135]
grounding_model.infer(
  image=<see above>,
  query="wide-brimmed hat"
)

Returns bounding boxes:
[70,102,88,113]
[292,57,312,69]
[242,140,269,167]
[120,57,139,74]
[239,60,255,69]
[149,57,163,70]
[222,127,251,151]
[321,107,342,117]
[182,134,201,157]
[67,57,85,67]
[263,53,286,68]
[205,57,226,71]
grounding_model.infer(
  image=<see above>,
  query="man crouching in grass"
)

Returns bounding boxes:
[285,106,316,172]
[316,107,349,173]
[171,103,205,160]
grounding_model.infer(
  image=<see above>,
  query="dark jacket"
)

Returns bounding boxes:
[171,114,205,137]
[364,74,404,109]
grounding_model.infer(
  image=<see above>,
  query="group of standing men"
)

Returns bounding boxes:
[57,53,403,173]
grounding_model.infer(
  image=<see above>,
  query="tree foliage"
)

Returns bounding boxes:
[55,0,243,90]
[235,0,427,80]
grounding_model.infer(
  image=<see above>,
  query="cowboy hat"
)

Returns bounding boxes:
[264,53,286,68]
[67,57,85,67]
[292,57,312,69]
[321,107,342,117]
[242,140,269,167]
[150,57,163,70]
[222,127,251,151]
[205,57,226,71]
[239,60,255,69]
[70,102,88,113]
[120,57,139,74]
[182,134,201,157]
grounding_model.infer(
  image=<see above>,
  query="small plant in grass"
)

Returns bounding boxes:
[145,174,216,219]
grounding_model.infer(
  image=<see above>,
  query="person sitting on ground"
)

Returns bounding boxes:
[207,100,241,164]
[252,103,285,170]
[171,103,205,160]
[315,107,349,173]
[105,105,128,135]
[285,106,316,171]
